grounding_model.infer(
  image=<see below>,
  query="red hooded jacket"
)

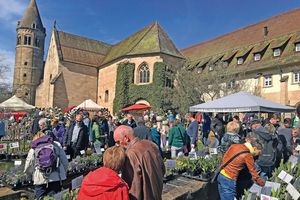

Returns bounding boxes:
[77,167,129,200]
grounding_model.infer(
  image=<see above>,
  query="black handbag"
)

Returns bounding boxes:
[211,150,249,183]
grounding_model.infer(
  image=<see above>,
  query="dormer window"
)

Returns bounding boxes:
[254,53,261,61]
[32,23,36,29]
[295,43,300,52]
[273,48,281,57]
[237,57,244,65]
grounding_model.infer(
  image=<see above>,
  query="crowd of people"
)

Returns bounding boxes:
[1,105,300,200]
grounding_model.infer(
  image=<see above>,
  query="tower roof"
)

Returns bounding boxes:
[19,0,44,31]
[101,22,184,66]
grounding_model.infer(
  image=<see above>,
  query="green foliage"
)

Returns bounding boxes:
[113,62,170,113]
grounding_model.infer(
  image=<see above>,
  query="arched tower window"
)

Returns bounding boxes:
[17,35,21,45]
[24,35,31,45]
[138,63,150,84]
[32,23,36,29]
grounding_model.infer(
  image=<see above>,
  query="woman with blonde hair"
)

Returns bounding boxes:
[220,121,242,154]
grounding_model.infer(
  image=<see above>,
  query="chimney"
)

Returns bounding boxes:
[264,26,268,37]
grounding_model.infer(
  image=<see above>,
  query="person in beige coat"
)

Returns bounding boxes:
[24,132,68,199]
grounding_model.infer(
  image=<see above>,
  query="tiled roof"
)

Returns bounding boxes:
[181,7,300,74]
[56,30,112,67]
[19,0,44,32]
[181,7,300,61]
[101,22,184,66]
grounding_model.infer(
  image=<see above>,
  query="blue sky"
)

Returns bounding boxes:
[1,0,300,84]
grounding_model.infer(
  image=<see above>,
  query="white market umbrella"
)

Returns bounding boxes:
[76,99,103,111]
[0,95,35,111]
[190,91,295,113]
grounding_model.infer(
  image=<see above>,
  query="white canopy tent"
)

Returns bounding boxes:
[0,95,35,111]
[190,91,295,113]
[76,99,103,111]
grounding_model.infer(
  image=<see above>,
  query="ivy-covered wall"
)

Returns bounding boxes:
[113,62,167,113]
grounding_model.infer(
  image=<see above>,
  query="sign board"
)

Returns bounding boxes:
[0,143,7,151]
[80,150,85,155]
[209,148,218,155]
[278,170,293,184]
[264,181,281,191]
[286,183,300,200]
[189,152,197,160]
[53,189,69,200]
[14,160,22,166]
[9,142,19,149]
[66,155,71,159]
[288,155,299,168]
[260,194,278,200]
[94,142,102,155]
[166,160,176,169]
[249,183,262,195]
[72,175,83,189]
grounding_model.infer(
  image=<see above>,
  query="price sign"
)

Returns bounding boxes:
[14,160,22,166]
[278,170,293,184]
[72,175,83,189]
[80,150,85,155]
[9,142,19,149]
[209,148,218,155]
[0,143,7,151]
[94,142,102,155]
[286,183,300,200]
[166,159,176,169]
[66,155,71,159]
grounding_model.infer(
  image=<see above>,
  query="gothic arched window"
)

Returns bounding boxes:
[138,63,150,83]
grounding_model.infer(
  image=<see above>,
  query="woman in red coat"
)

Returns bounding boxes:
[77,146,129,200]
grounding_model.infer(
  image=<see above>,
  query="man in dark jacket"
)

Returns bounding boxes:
[123,114,137,129]
[63,114,88,158]
[251,121,278,180]
[211,113,225,140]
[133,118,152,140]
[31,111,45,135]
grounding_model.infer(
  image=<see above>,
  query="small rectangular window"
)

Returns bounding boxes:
[17,36,21,45]
[273,48,281,57]
[227,80,236,89]
[295,43,300,52]
[34,38,40,47]
[208,65,213,71]
[24,36,31,45]
[104,90,109,102]
[254,53,261,61]
[294,72,300,83]
[237,57,244,65]
[264,75,272,87]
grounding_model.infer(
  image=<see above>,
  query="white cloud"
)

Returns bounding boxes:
[0,0,27,29]
[0,49,15,85]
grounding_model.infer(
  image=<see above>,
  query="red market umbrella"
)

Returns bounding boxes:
[64,105,77,113]
[121,104,153,112]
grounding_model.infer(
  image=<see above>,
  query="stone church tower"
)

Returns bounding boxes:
[13,0,45,105]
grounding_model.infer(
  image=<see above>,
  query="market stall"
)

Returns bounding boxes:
[190,91,295,113]
[0,96,35,111]
[76,99,103,111]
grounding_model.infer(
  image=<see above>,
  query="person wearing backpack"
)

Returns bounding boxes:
[24,132,68,199]
[251,121,278,180]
